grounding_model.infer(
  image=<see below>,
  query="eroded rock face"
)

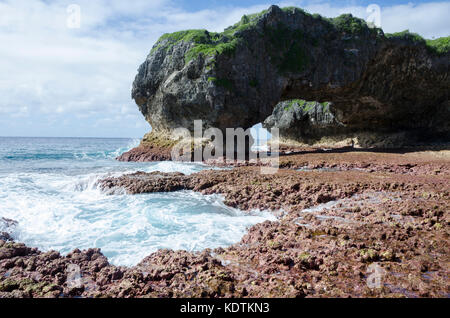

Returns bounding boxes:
[264,100,347,146]
[262,100,449,148]
[131,5,449,150]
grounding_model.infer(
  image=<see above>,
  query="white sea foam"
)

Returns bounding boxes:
[0,177,275,266]
[0,138,275,267]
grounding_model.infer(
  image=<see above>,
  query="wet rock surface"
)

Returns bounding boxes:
[1,149,449,298]
[116,145,172,162]
[278,147,450,176]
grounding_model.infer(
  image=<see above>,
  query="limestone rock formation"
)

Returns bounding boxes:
[262,99,450,148]
[263,100,346,145]
[123,5,449,160]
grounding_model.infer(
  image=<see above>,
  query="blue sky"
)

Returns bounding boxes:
[0,0,448,138]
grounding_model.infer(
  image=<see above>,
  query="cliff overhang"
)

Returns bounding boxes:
[123,5,449,159]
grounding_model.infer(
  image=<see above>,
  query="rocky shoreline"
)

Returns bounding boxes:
[1,3,448,299]
[1,148,448,298]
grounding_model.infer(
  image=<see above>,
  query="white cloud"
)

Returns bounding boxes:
[0,0,448,137]
[285,1,450,38]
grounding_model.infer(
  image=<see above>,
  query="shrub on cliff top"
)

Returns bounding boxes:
[331,14,370,34]
[158,29,212,44]
[184,38,242,63]
[151,8,269,64]
[167,10,269,63]
[151,29,209,53]
[426,36,450,55]
[386,31,449,55]
[151,6,449,71]
[152,7,371,74]
[223,11,265,36]
[385,30,426,44]
[151,28,242,63]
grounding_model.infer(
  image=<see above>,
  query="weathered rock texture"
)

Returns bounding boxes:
[264,100,351,147]
[263,100,449,148]
[128,5,449,155]
[2,150,449,298]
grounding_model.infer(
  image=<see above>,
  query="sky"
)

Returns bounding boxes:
[0,0,448,138]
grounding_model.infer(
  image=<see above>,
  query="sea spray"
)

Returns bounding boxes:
[0,137,275,266]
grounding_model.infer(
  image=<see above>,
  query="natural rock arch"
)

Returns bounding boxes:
[129,5,449,154]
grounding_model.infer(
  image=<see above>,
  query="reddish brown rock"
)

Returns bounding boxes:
[1,149,449,298]
[117,145,172,162]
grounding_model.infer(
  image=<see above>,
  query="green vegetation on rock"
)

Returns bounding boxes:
[152,28,246,64]
[151,29,208,54]
[0,277,57,297]
[284,100,315,112]
[135,4,449,151]
[426,36,450,55]
[331,14,370,34]
[152,9,271,64]
[284,100,332,113]
[151,6,448,77]
[386,31,450,55]
[320,102,332,113]
[282,7,309,15]
[185,38,242,63]
[150,8,379,74]
[158,29,212,45]
[180,10,273,63]
[151,7,313,73]
[223,11,265,37]
[385,30,426,44]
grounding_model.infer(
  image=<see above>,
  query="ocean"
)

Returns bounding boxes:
[0,137,275,266]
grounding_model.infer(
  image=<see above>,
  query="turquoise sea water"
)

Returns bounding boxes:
[0,137,275,266]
